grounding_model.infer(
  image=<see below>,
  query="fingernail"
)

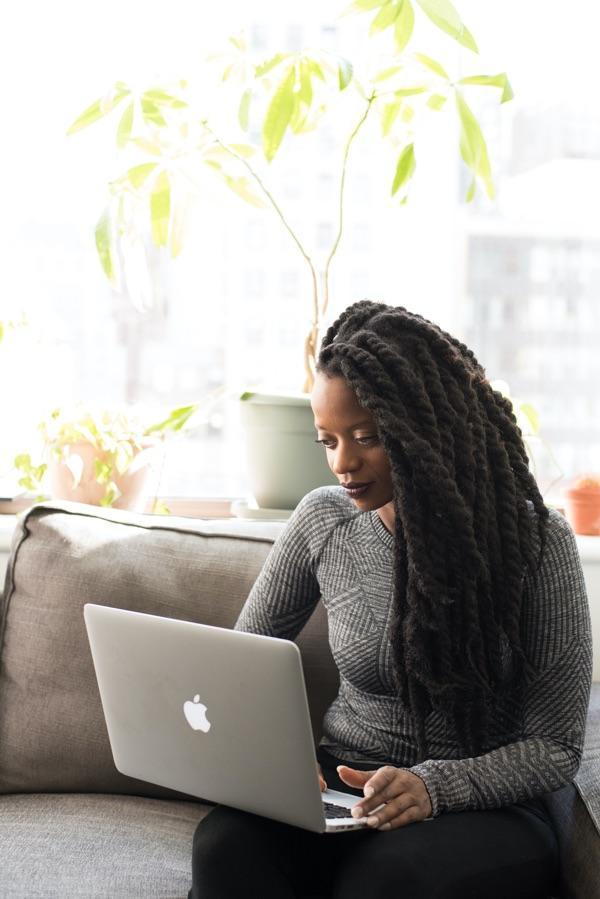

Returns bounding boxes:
[379,823,391,831]
[364,786,374,798]
[351,807,363,818]
[367,816,379,827]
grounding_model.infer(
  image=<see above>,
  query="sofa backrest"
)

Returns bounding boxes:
[0,501,339,800]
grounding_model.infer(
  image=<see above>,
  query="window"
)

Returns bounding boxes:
[2,0,598,507]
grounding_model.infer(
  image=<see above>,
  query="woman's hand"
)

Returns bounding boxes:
[337,764,432,830]
[318,764,327,792]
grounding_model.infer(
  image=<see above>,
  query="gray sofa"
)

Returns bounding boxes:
[0,501,598,898]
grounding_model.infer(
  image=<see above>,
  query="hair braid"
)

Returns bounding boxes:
[316,301,548,758]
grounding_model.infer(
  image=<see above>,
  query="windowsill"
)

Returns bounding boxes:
[142,496,237,518]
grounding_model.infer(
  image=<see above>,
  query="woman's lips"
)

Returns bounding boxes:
[342,483,373,498]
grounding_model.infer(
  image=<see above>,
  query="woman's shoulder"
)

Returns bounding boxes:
[524,504,585,602]
[279,486,361,559]
[295,485,359,522]
[526,503,578,565]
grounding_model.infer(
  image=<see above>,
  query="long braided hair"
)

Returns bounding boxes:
[316,300,549,757]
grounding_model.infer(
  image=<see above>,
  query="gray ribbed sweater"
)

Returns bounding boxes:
[235,486,593,816]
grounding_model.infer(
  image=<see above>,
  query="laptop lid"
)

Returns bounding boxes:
[84,603,334,831]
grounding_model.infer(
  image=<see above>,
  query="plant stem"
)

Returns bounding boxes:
[322,95,374,324]
[202,123,319,390]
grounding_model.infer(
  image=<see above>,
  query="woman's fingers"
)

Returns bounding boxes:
[376,803,423,831]
[336,765,373,789]
[350,765,399,814]
[348,766,433,827]
[317,764,327,792]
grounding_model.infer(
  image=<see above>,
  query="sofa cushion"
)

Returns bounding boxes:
[0,792,209,898]
[0,501,339,799]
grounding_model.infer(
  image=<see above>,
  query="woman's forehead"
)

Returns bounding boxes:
[311,373,374,427]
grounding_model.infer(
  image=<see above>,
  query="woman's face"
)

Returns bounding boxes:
[311,372,394,512]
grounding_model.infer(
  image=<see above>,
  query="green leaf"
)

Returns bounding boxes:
[262,66,296,162]
[457,24,478,53]
[239,391,255,401]
[391,86,428,97]
[458,73,514,103]
[229,143,257,158]
[338,57,354,90]
[391,142,416,196]
[228,33,247,52]
[427,93,447,110]
[224,175,268,208]
[152,499,171,515]
[127,162,158,189]
[132,137,163,156]
[394,0,415,52]
[373,65,403,82]
[145,404,199,435]
[150,170,171,246]
[0,322,3,343]
[465,177,476,202]
[94,459,113,485]
[414,52,449,80]
[370,0,402,34]
[299,62,313,106]
[141,97,167,127]
[289,94,308,134]
[414,0,478,52]
[143,88,187,108]
[238,88,252,130]
[255,53,289,78]
[100,482,121,507]
[116,101,134,148]
[519,402,540,435]
[380,100,402,135]
[455,91,494,199]
[95,209,116,284]
[66,85,130,135]
[307,60,325,81]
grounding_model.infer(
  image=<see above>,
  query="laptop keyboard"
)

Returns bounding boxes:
[323,801,353,819]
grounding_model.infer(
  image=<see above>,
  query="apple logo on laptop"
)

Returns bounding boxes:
[183,694,211,732]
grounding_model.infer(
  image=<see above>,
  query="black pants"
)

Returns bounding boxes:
[189,750,560,899]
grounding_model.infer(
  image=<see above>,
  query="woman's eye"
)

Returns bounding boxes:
[315,436,378,448]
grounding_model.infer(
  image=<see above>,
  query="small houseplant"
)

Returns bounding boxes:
[67,0,512,509]
[564,475,600,536]
[14,403,205,512]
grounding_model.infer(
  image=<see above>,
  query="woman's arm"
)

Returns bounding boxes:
[234,489,324,640]
[409,511,593,816]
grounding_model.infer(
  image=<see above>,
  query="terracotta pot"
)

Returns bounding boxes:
[563,475,600,536]
[47,439,160,511]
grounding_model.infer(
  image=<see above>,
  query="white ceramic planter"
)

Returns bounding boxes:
[239,392,337,510]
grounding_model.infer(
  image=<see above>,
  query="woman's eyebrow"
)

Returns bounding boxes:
[315,418,374,431]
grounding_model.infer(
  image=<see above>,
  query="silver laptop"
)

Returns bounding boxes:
[83,603,372,833]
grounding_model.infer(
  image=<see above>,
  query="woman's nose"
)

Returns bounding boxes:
[331,442,360,475]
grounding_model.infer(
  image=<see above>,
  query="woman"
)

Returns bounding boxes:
[190,300,592,898]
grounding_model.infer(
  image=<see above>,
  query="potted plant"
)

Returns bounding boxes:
[67,0,512,510]
[564,475,600,536]
[14,403,207,513]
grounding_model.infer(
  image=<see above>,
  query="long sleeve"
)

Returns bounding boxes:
[234,490,324,640]
[409,511,593,816]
